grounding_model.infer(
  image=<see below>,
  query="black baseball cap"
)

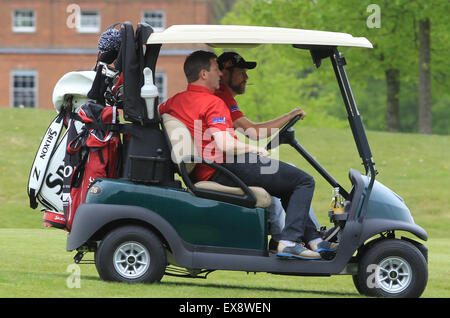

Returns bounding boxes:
[217,52,257,70]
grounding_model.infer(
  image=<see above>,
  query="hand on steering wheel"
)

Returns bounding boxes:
[289,107,307,120]
[265,114,301,150]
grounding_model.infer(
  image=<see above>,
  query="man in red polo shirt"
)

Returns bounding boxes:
[160,50,323,260]
[213,51,338,257]
[158,50,268,183]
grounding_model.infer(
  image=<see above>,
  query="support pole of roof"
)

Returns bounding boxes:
[328,48,377,221]
[328,48,377,178]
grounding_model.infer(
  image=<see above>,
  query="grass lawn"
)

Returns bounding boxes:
[0,228,448,298]
[0,107,449,298]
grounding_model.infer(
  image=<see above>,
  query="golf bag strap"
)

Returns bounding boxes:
[85,122,144,138]
[84,122,122,132]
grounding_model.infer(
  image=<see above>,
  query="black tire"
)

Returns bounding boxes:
[352,274,367,296]
[355,239,428,298]
[95,225,167,284]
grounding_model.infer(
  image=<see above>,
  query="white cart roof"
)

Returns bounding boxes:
[146,25,373,49]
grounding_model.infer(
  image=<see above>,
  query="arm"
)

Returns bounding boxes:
[212,130,269,157]
[234,107,306,140]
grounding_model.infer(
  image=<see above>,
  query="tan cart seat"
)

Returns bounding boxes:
[162,113,271,208]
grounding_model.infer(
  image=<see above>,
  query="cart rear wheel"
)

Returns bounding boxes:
[355,239,427,298]
[95,225,166,283]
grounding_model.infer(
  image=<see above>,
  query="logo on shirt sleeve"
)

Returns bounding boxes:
[230,105,240,112]
[212,117,226,124]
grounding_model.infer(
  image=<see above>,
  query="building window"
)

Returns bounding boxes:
[155,72,167,102]
[13,9,36,33]
[11,70,38,108]
[142,11,165,31]
[77,10,100,33]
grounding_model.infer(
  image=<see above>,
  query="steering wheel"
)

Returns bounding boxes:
[265,114,301,150]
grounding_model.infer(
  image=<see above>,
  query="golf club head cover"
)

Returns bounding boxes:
[98,25,121,64]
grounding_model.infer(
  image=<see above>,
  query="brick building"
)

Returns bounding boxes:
[0,0,212,110]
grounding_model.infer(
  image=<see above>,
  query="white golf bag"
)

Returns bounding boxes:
[27,71,95,229]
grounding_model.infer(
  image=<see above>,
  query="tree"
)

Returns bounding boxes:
[308,0,418,133]
[404,0,450,134]
[418,18,431,134]
[211,0,237,24]
[221,0,449,134]
[386,69,400,132]
[222,0,416,131]
[220,0,347,127]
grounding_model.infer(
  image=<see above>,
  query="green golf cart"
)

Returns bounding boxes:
[66,23,428,298]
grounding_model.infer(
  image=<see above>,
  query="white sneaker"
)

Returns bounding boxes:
[277,240,321,260]
[308,238,339,252]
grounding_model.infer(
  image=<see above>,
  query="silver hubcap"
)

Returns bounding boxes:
[376,256,412,294]
[113,241,150,279]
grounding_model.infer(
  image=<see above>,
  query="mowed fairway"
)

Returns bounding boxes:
[0,229,449,298]
[0,229,448,298]
[0,108,449,298]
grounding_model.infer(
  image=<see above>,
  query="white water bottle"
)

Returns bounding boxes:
[141,67,159,120]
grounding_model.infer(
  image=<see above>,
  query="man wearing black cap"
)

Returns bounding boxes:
[214,52,337,258]
[215,52,306,140]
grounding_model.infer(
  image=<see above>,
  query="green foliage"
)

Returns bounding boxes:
[432,94,450,135]
[216,44,347,128]
[221,0,450,134]
[210,0,238,23]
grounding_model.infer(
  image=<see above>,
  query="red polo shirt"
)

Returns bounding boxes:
[215,83,245,122]
[159,84,237,181]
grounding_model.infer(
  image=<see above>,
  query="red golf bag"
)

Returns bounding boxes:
[62,102,120,231]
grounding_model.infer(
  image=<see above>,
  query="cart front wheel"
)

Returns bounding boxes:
[95,225,166,284]
[355,239,427,298]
